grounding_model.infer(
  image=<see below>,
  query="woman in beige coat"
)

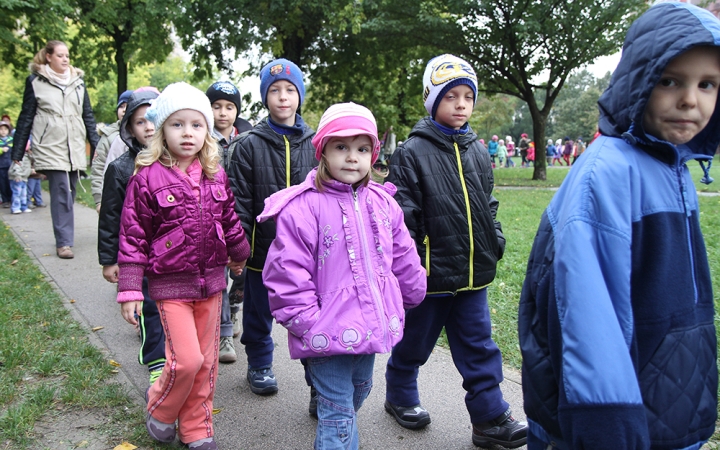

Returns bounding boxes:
[12,40,99,259]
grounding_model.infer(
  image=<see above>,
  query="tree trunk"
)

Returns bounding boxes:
[115,44,127,97]
[530,110,547,181]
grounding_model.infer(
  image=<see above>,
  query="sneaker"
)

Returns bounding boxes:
[472,409,528,449]
[230,312,241,338]
[56,246,74,259]
[35,203,47,208]
[149,368,162,384]
[218,336,237,363]
[384,400,431,429]
[146,413,176,443]
[22,209,32,213]
[2,202,9,208]
[186,438,218,450]
[309,386,318,419]
[246,366,278,395]
[11,210,21,214]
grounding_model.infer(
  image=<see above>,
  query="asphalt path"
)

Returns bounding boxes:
[3,196,526,450]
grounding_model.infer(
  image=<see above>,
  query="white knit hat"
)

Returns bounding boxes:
[422,54,478,118]
[145,82,214,131]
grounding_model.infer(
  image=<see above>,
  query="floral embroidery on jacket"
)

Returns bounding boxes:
[318,224,339,269]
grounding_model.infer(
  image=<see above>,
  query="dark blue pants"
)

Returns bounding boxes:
[385,288,509,424]
[0,167,10,203]
[139,277,166,372]
[240,270,274,368]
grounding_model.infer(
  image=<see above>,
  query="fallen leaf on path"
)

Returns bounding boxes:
[92,326,104,332]
[70,299,76,303]
[77,440,89,448]
[212,408,222,414]
[42,253,51,256]
[109,360,122,367]
[113,442,137,450]
[10,259,17,265]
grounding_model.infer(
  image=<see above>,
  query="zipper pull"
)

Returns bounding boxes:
[353,190,360,211]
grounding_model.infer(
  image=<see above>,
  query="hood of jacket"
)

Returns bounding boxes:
[598,2,720,162]
[120,91,159,149]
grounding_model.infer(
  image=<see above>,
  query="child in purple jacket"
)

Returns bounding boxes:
[259,103,426,450]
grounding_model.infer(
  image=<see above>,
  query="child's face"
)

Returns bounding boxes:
[323,135,373,186]
[212,99,237,133]
[163,109,207,167]
[434,84,474,130]
[129,105,155,147]
[642,46,720,145]
[117,102,128,121]
[266,80,299,126]
[0,126,8,137]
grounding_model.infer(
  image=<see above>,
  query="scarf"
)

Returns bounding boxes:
[39,64,73,87]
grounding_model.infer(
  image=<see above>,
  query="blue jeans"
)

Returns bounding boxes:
[308,354,375,450]
[27,177,44,206]
[10,180,28,212]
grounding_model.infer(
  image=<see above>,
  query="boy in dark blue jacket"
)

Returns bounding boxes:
[384,54,527,449]
[519,3,720,449]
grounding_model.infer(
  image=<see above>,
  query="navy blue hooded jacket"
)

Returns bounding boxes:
[519,3,718,449]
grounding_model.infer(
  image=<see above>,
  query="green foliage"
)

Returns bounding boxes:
[469,93,518,141]
[458,0,647,180]
[550,70,611,141]
[0,66,26,122]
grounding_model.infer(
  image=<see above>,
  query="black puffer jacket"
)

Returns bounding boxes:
[387,118,504,294]
[227,118,316,271]
[97,91,158,266]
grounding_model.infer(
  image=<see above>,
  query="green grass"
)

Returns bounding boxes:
[0,224,163,448]
[492,155,720,193]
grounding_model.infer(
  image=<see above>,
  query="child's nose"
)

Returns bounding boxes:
[679,88,698,108]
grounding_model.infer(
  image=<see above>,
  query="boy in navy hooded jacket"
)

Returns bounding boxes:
[519,3,720,449]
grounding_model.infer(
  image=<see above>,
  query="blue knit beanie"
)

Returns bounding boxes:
[259,59,305,107]
[117,90,133,109]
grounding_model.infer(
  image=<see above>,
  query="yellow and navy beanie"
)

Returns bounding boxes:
[423,54,478,119]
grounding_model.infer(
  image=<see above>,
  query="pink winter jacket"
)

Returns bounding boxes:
[258,169,426,359]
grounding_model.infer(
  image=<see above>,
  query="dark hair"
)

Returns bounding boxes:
[32,40,68,66]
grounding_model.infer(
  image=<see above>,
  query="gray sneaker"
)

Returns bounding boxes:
[231,311,241,337]
[218,336,237,363]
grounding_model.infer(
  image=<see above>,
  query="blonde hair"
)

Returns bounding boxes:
[314,154,371,192]
[135,125,220,178]
[33,40,67,66]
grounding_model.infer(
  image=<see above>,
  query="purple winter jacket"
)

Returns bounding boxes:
[117,161,250,301]
[258,169,426,359]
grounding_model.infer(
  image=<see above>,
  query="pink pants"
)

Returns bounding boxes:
[147,293,222,443]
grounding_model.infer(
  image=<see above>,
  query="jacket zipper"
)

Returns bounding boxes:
[678,167,699,303]
[353,190,387,349]
[423,235,430,277]
[453,141,474,288]
[284,135,291,188]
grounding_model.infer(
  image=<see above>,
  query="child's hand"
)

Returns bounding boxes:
[103,264,119,283]
[95,203,101,214]
[120,301,142,325]
[13,177,21,183]
[228,258,246,276]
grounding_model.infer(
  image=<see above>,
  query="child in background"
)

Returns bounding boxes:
[562,136,573,166]
[496,139,507,168]
[487,135,499,167]
[520,3,720,448]
[116,82,250,448]
[551,138,564,166]
[527,141,535,166]
[26,146,46,208]
[8,148,32,214]
[259,103,426,449]
[384,54,527,449]
[206,80,248,363]
[505,135,516,167]
[227,59,317,402]
[0,121,13,207]
[545,139,555,166]
[91,89,132,212]
[98,89,166,385]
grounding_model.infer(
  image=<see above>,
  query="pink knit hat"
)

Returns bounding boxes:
[312,102,381,163]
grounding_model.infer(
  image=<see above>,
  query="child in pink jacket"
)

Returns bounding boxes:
[259,103,426,449]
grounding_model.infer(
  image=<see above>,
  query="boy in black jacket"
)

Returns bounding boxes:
[98,89,166,384]
[383,54,527,448]
[227,59,317,402]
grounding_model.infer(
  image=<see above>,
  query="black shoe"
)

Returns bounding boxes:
[384,400,431,429]
[472,409,527,449]
[309,386,318,419]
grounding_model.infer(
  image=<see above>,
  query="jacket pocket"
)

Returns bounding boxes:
[638,324,717,443]
[150,227,188,274]
[155,187,185,222]
[423,235,430,277]
[215,221,229,265]
[210,184,228,216]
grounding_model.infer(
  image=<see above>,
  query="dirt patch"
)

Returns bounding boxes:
[33,407,128,450]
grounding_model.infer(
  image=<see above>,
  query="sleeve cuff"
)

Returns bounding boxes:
[117,290,144,303]
[117,264,145,292]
